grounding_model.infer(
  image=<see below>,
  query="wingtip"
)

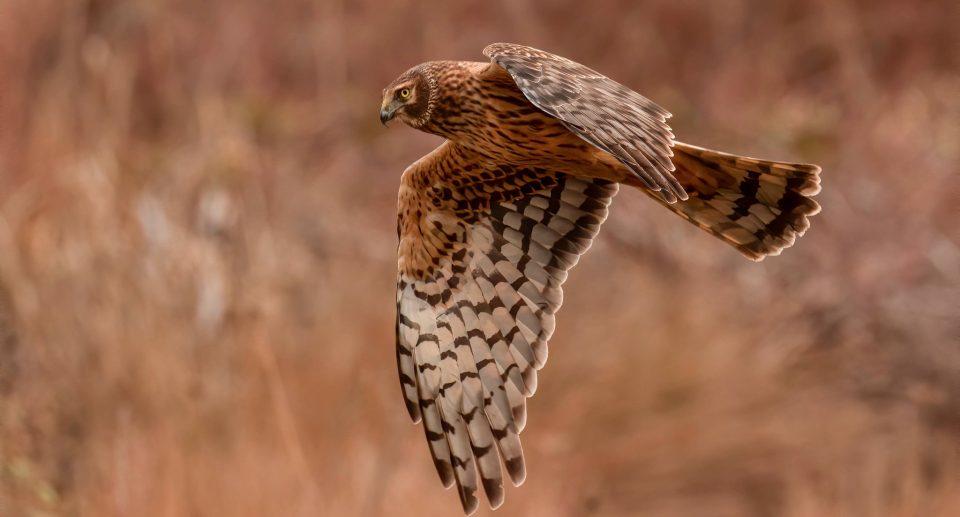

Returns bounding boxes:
[434,458,455,488]
[505,456,527,487]
[482,478,505,510]
[657,186,688,204]
[404,399,422,423]
[458,489,480,515]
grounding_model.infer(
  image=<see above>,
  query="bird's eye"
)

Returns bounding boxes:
[399,88,411,99]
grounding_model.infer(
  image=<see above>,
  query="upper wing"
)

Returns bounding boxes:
[483,42,687,203]
[396,142,617,514]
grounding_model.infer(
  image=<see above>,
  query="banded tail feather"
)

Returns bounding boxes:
[635,142,822,260]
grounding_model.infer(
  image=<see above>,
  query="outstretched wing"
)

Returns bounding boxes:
[483,42,686,203]
[396,142,617,514]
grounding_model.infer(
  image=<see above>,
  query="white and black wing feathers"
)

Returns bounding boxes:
[396,143,617,513]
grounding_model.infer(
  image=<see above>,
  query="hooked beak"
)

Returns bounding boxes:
[379,108,394,126]
[380,98,397,126]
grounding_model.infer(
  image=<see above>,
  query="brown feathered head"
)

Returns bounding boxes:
[380,64,435,128]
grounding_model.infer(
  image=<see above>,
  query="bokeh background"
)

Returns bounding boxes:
[1,0,958,516]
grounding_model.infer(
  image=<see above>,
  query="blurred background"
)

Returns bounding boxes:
[0,0,958,516]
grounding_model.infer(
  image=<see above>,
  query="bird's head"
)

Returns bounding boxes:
[380,64,435,129]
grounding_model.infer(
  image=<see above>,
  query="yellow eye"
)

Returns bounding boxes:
[399,88,411,99]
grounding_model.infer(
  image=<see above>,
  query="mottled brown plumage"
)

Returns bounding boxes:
[381,43,821,514]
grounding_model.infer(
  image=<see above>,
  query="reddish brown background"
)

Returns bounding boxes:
[1,0,958,516]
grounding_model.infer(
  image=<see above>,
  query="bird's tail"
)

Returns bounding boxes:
[635,142,822,260]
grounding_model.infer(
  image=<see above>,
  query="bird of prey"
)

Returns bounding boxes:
[380,43,821,514]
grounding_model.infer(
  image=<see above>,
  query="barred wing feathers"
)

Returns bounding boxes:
[484,42,686,203]
[396,142,617,514]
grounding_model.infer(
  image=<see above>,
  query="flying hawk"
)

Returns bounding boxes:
[379,43,821,514]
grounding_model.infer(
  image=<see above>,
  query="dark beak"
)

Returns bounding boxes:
[380,107,395,126]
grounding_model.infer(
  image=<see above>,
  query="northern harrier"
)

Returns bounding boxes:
[380,43,821,514]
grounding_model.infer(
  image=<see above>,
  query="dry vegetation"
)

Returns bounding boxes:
[1,0,958,516]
